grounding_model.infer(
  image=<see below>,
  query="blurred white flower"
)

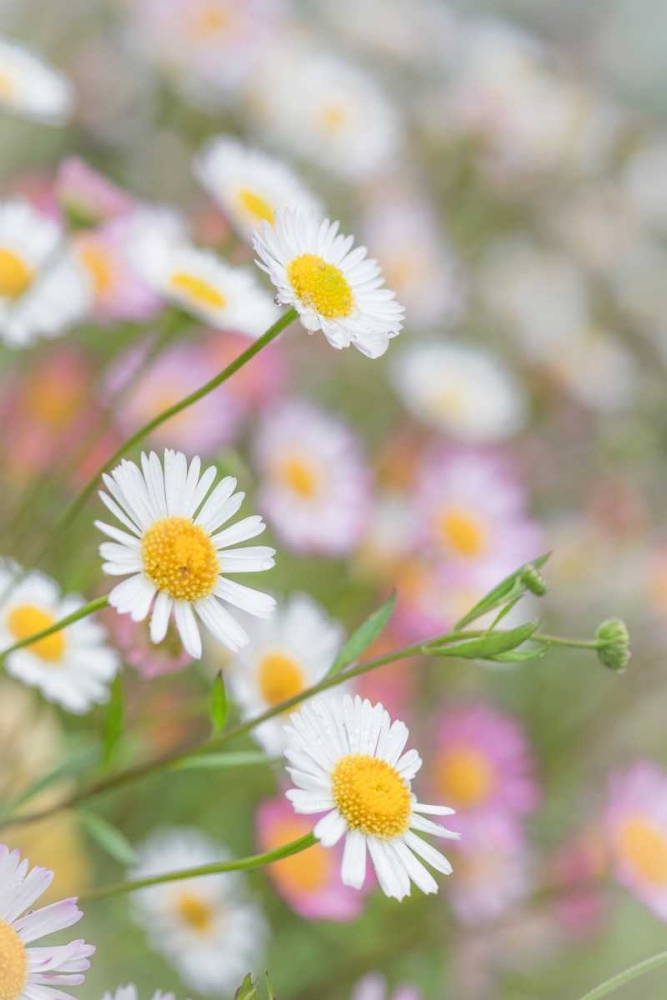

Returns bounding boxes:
[0,38,73,124]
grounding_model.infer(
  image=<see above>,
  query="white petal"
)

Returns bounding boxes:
[173,601,202,658]
[341,830,367,889]
[313,809,347,847]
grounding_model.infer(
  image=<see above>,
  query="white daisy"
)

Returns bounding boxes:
[392,342,526,443]
[0,39,73,125]
[194,135,323,242]
[254,210,404,358]
[102,986,174,1000]
[96,449,276,659]
[130,828,268,996]
[0,200,91,348]
[228,594,344,754]
[132,235,279,337]
[0,564,119,715]
[0,844,95,1000]
[285,695,459,901]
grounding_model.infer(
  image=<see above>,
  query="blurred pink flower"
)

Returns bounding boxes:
[257,796,367,921]
[106,610,192,679]
[350,974,421,1000]
[55,157,135,227]
[549,828,609,938]
[448,814,531,925]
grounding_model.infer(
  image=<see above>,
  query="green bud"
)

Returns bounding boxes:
[595,618,630,672]
[520,565,547,596]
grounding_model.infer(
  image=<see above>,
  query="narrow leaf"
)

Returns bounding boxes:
[78,811,138,866]
[235,975,258,1000]
[173,752,278,771]
[102,675,124,770]
[327,592,396,677]
[455,553,550,629]
[210,671,228,733]
[426,621,540,660]
[490,645,549,663]
[0,746,99,821]
[265,973,275,999]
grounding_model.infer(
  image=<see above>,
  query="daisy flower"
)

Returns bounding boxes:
[194,135,323,242]
[0,564,119,715]
[392,342,526,442]
[257,797,366,922]
[448,815,531,925]
[604,761,667,920]
[253,401,370,556]
[0,844,94,1000]
[55,158,135,229]
[253,210,404,358]
[0,39,73,124]
[130,827,268,995]
[0,200,91,348]
[229,594,344,754]
[96,449,276,659]
[351,974,421,1000]
[284,694,459,901]
[102,987,174,1000]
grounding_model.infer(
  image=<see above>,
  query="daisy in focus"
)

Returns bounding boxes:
[229,594,344,753]
[0,844,94,1000]
[96,449,276,658]
[102,987,174,1000]
[130,827,268,995]
[194,135,322,242]
[0,39,73,124]
[284,694,459,901]
[0,200,91,348]
[253,400,370,555]
[253,210,404,358]
[0,564,119,714]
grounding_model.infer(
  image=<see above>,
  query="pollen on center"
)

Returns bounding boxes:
[332,753,412,839]
[0,919,28,1000]
[175,892,215,934]
[142,516,219,602]
[287,253,354,320]
[170,271,226,310]
[236,187,275,225]
[258,650,305,706]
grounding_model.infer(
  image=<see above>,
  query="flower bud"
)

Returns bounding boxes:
[521,564,547,596]
[595,618,630,672]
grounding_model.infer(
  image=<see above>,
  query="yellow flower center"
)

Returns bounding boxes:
[24,375,80,428]
[321,104,347,133]
[79,244,113,295]
[142,516,219,602]
[287,253,354,320]
[188,3,231,39]
[437,747,494,808]
[269,818,330,893]
[7,605,65,664]
[617,818,667,886]
[438,508,488,558]
[175,892,215,934]
[236,188,275,225]
[332,753,412,839]
[170,272,226,311]
[0,249,33,300]
[279,454,320,499]
[0,919,28,1000]
[258,651,305,707]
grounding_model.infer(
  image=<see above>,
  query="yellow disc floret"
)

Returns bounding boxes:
[142,516,219,602]
[7,605,65,664]
[0,249,32,300]
[438,509,488,558]
[287,253,354,320]
[332,753,411,839]
[436,747,494,808]
[0,919,28,1000]
[258,651,305,706]
[618,818,667,886]
[236,188,275,225]
[170,272,226,311]
[175,892,215,934]
[279,455,320,499]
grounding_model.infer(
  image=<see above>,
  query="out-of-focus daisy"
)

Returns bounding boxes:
[355,493,418,585]
[604,761,667,920]
[0,564,119,715]
[131,827,267,995]
[285,694,459,901]
[194,135,322,242]
[623,135,667,234]
[0,200,91,348]
[229,594,344,753]
[102,986,174,1000]
[254,401,369,556]
[96,449,276,658]
[254,210,404,358]
[433,704,538,824]
[392,342,526,442]
[546,324,639,413]
[415,448,542,582]
[0,844,95,1000]
[55,158,134,229]
[549,828,609,938]
[0,39,73,124]
[448,815,531,924]
[133,236,279,336]
[257,797,366,922]
[351,974,421,1000]
[74,218,161,323]
[105,613,192,680]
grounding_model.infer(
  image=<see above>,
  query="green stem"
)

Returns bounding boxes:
[81,833,317,902]
[0,596,109,660]
[576,950,667,1000]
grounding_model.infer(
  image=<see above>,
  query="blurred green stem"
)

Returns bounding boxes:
[81,833,317,902]
[576,949,667,1000]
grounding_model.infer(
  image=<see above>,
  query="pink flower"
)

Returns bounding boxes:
[105,611,192,679]
[351,975,421,1000]
[549,829,609,938]
[55,158,135,227]
[448,814,531,925]
[256,797,367,921]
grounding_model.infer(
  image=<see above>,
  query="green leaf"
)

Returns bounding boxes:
[78,811,138,866]
[425,621,540,661]
[0,746,99,821]
[235,975,258,1000]
[102,676,124,770]
[265,973,275,999]
[455,554,550,629]
[172,752,278,771]
[210,671,229,733]
[490,645,549,663]
[327,592,396,677]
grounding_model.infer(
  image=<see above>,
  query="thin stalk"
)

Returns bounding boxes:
[81,833,317,902]
[0,596,109,660]
[576,950,667,1000]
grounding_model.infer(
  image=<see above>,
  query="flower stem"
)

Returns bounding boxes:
[0,596,109,660]
[80,833,317,902]
[575,949,667,1000]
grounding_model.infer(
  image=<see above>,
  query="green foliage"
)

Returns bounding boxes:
[210,670,229,733]
[327,591,396,677]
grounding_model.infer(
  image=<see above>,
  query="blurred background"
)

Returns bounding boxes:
[1,0,667,997]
